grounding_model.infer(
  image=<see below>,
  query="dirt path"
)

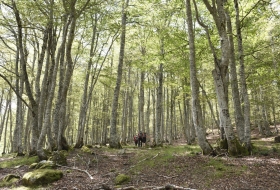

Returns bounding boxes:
[1,128,280,190]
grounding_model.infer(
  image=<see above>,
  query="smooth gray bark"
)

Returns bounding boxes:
[138,70,145,133]
[75,14,98,148]
[155,63,163,146]
[186,0,212,154]
[109,0,129,148]
[198,0,242,155]
[234,0,251,150]
[226,9,245,143]
[12,0,38,155]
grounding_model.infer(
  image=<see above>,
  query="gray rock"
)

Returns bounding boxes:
[22,169,63,187]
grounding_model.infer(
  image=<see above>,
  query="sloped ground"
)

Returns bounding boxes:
[1,128,280,190]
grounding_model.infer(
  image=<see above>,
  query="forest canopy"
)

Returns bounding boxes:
[0,0,280,158]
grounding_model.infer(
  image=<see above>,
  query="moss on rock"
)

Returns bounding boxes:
[81,145,91,153]
[22,169,63,187]
[115,174,130,185]
[3,174,20,182]
[35,160,56,169]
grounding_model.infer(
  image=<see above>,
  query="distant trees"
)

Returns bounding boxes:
[0,0,279,157]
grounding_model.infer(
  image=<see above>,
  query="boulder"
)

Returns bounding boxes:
[35,160,56,169]
[0,174,20,188]
[29,163,38,169]
[22,169,63,187]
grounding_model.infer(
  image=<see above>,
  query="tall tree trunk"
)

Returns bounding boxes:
[166,87,170,143]
[101,86,110,145]
[12,0,38,156]
[234,0,251,150]
[199,0,244,155]
[155,63,163,146]
[226,9,245,143]
[51,14,69,148]
[199,83,220,131]
[37,4,57,159]
[272,101,278,133]
[2,99,11,154]
[183,94,191,144]
[145,77,151,137]
[129,90,134,141]
[13,46,23,155]
[186,0,212,154]
[152,87,156,141]
[259,87,272,136]
[138,70,145,133]
[0,92,10,144]
[169,88,176,144]
[109,0,129,149]
[57,1,78,151]
[52,0,90,151]
[75,14,98,148]
[122,87,128,144]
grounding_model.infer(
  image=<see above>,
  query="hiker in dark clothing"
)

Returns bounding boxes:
[138,131,143,147]
[142,132,147,146]
[133,135,138,146]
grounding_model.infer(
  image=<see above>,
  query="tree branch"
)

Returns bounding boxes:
[0,74,31,110]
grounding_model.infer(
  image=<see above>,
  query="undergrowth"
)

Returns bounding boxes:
[0,155,39,168]
[251,139,280,156]
[128,144,201,173]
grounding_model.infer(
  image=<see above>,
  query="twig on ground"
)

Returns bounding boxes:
[56,164,94,180]
[138,184,196,190]
[141,178,154,182]
[154,171,178,179]
[116,186,135,190]
[151,152,160,159]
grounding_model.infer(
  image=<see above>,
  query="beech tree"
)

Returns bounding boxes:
[0,0,280,157]
[186,0,213,155]
[109,0,129,149]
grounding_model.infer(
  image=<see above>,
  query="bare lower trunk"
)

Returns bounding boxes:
[155,63,163,146]
[234,0,251,150]
[186,0,212,154]
[226,9,245,143]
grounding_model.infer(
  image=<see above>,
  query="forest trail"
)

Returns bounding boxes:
[1,127,280,190]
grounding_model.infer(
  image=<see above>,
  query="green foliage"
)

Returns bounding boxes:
[0,156,39,168]
[251,139,280,156]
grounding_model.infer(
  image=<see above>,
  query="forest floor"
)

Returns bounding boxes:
[1,127,280,190]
